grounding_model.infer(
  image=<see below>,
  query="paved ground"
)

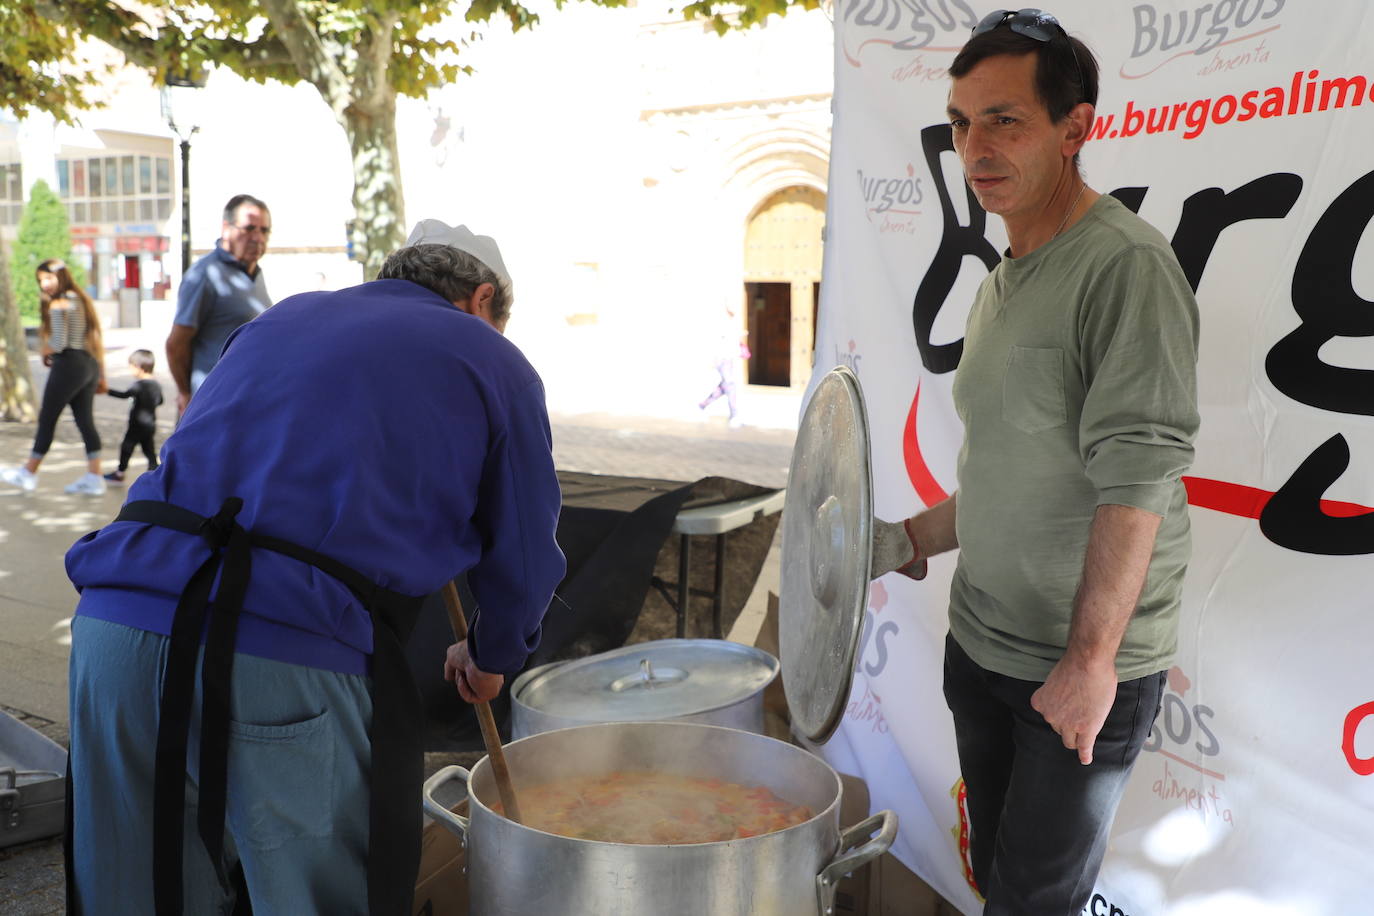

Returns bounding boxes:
[0,323,798,912]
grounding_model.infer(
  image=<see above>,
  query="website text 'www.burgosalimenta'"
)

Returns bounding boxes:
[1089,70,1373,142]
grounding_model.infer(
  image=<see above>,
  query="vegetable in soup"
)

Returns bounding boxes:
[492,771,813,844]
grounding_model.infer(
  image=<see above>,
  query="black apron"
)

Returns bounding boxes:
[65,497,427,915]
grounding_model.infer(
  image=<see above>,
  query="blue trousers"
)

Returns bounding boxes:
[68,615,374,915]
[943,633,1165,915]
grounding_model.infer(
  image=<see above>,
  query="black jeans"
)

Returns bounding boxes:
[943,633,1165,915]
[117,422,158,471]
[33,349,101,457]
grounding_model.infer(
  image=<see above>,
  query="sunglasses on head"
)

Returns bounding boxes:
[972,8,1085,101]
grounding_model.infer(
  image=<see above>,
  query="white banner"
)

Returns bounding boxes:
[817,2,1374,912]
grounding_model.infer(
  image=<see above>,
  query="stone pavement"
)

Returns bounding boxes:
[0,321,798,912]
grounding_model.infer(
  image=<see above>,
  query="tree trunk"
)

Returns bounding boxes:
[0,241,37,422]
[344,99,406,281]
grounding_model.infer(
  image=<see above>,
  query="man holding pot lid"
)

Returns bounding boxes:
[63,220,566,914]
[870,9,1199,914]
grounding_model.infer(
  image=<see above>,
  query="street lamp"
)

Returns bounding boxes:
[160,67,208,278]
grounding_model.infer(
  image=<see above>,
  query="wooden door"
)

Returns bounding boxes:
[746,282,791,386]
[742,187,825,388]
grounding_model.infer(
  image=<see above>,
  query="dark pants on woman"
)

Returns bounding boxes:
[33,349,101,457]
[943,633,1165,915]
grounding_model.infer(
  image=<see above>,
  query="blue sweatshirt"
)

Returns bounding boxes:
[66,279,566,676]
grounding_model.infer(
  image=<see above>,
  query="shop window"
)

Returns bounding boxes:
[6,164,21,203]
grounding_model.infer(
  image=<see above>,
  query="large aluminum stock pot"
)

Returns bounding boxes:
[421,721,896,916]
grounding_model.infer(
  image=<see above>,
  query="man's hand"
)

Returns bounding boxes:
[444,641,504,703]
[1030,656,1118,765]
[176,391,191,417]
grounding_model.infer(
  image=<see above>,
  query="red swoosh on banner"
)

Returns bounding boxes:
[903,385,1374,518]
[903,381,951,507]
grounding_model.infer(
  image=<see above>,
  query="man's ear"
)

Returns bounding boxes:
[1063,101,1095,158]
[473,282,495,315]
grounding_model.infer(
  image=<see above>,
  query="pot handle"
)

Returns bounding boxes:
[421,765,471,841]
[815,810,897,915]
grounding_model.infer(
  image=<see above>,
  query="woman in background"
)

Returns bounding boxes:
[0,259,107,494]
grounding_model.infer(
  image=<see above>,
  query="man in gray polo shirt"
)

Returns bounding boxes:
[870,10,1199,913]
[166,194,273,416]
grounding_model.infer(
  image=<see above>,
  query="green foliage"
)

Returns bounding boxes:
[11,181,84,325]
[678,0,819,34]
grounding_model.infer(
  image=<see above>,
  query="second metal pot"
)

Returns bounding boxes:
[509,638,778,738]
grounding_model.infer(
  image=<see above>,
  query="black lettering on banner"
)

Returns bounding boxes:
[1259,435,1374,554]
[1169,173,1303,292]
[1266,169,1374,417]
[1108,187,1149,214]
[912,124,999,374]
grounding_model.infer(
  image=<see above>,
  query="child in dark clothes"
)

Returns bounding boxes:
[104,349,164,484]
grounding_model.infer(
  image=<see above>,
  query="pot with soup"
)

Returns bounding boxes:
[421,721,896,916]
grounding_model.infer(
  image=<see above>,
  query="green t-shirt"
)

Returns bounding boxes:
[948,194,1200,682]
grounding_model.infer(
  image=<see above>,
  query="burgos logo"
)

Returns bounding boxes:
[859,165,924,234]
[841,0,978,66]
[1142,666,1235,827]
[1123,0,1285,78]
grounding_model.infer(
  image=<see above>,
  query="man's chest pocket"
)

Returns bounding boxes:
[1002,346,1067,434]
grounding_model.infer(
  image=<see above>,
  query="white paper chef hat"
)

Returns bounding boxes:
[403,219,513,304]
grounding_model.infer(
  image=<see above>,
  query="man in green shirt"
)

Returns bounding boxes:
[871,10,1200,912]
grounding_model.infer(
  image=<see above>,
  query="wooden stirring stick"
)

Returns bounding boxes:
[441,580,523,824]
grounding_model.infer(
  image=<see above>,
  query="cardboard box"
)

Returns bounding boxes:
[413,802,469,916]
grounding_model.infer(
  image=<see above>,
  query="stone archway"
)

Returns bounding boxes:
[742,185,826,388]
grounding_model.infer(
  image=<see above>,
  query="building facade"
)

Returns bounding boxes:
[2,0,833,418]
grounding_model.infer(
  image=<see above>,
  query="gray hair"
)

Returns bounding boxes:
[376,243,512,325]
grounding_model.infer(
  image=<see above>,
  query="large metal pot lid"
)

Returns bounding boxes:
[512,639,779,722]
[779,366,873,745]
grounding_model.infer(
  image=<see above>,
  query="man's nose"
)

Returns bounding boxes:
[961,122,995,161]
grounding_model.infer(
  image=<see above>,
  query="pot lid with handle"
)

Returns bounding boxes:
[779,366,874,745]
[512,638,779,723]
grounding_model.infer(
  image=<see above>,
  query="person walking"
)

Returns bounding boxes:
[103,348,164,484]
[0,259,107,495]
[64,220,565,914]
[871,10,1200,913]
[698,306,749,428]
[165,194,272,417]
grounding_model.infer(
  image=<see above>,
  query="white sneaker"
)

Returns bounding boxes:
[64,472,106,496]
[0,466,37,492]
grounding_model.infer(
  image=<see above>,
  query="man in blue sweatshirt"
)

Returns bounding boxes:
[63,221,565,915]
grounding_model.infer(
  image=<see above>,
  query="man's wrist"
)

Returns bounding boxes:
[898,518,928,580]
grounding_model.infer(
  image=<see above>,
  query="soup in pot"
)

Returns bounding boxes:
[491,771,814,844]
